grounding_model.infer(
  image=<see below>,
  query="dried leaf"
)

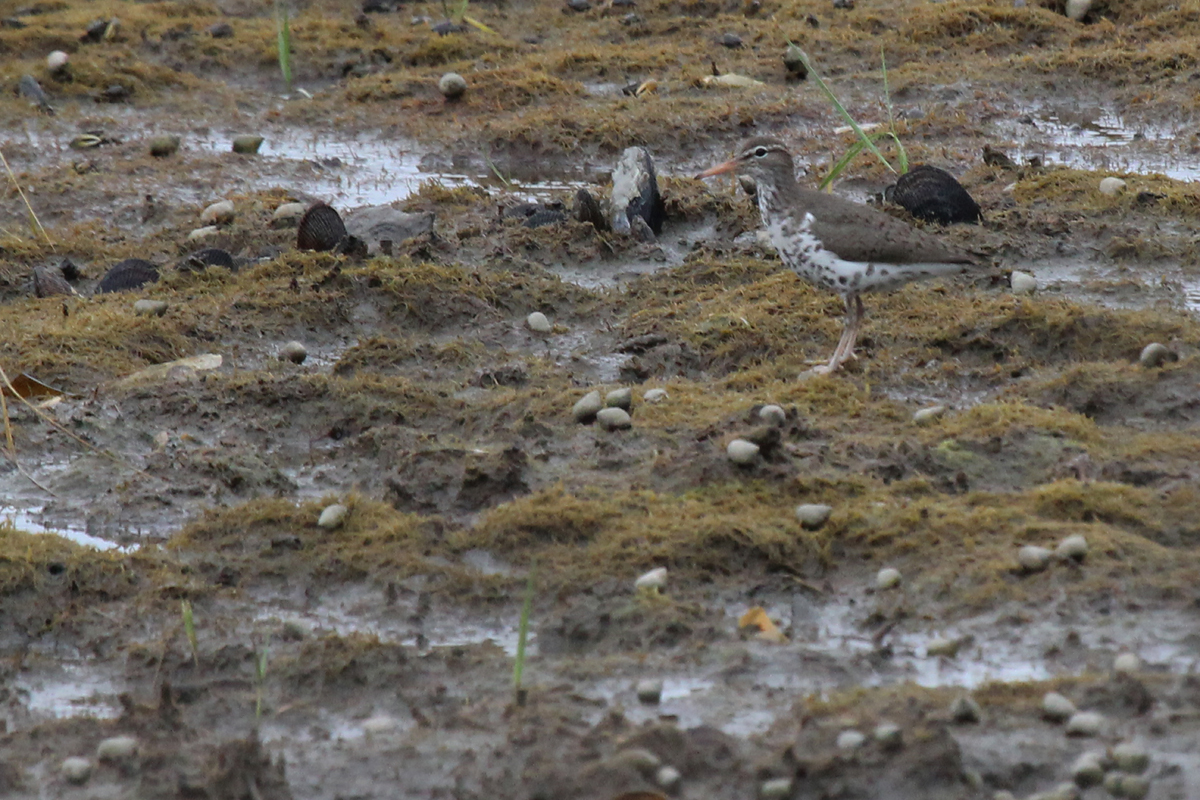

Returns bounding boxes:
[738,606,786,642]
[2,372,67,399]
[114,354,223,388]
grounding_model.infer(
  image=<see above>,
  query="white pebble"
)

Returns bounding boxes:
[726,439,760,465]
[950,695,981,723]
[573,390,604,422]
[655,765,681,790]
[1138,342,1171,368]
[1071,751,1105,787]
[635,567,667,591]
[1098,176,1126,196]
[47,50,69,71]
[1113,652,1141,674]
[200,199,235,226]
[1056,534,1088,561]
[643,388,668,404]
[927,636,965,658]
[836,729,865,750]
[596,407,632,430]
[525,311,551,333]
[61,756,92,784]
[438,72,467,99]
[318,503,348,529]
[96,735,138,761]
[1106,773,1150,799]
[281,341,308,364]
[875,567,902,590]
[635,678,663,704]
[134,299,168,317]
[1110,742,1150,774]
[1066,710,1105,737]
[1041,691,1077,722]
[1065,0,1092,20]
[873,722,902,749]
[912,405,946,425]
[272,202,307,222]
[795,503,832,530]
[605,387,632,410]
[362,715,398,735]
[758,404,786,426]
[1010,270,1038,295]
[1018,545,1052,572]
[187,225,220,243]
[759,777,793,800]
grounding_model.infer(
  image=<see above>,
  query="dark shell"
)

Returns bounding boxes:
[887,165,982,225]
[333,234,368,259]
[97,258,160,293]
[181,247,236,272]
[524,209,567,228]
[59,258,82,282]
[32,266,74,297]
[573,188,608,230]
[297,203,348,251]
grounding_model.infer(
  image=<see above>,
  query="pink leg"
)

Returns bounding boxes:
[825,295,864,371]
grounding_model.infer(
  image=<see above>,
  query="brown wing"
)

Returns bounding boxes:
[797,187,975,265]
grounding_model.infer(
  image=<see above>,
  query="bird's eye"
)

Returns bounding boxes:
[753,147,768,158]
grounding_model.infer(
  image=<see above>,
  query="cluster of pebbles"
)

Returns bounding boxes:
[58,734,139,786]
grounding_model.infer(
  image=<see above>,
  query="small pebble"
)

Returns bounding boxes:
[1071,751,1105,788]
[96,735,138,761]
[758,404,786,426]
[836,729,865,750]
[1010,270,1038,295]
[187,225,220,243]
[1105,773,1150,799]
[134,299,168,316]
[605,387,633,411]
[47,50,69,72]
[875,566,902,590]
[61,756,92,784]
[318,503,348,529]
[873,722,902,750]
[615,747,661,773]
[572,390,604,423]
[525,311,551,333]
[438,72,467,99]
[726,438,760,465]
[596,407,632,430]
[643,388,668,404]
[1056,534,1088,561]
[1018,545,1053,572]
[950,695,981,723]
[208,21,234,37]
[635,678,663,704]
[1041,691,1077,722]
[148,134,180,157]
[795,503,832,530]
[232,134,264,154]
[655,765,681,791]
[200,199,235,226]
[1110,742,1150,774]
[361,715,398,735]
[912,405,946,425]
[927,636,965,658]
[1066,710,1105,737]
[272,202,307,223]
[635,566,667,591]
[1098,176,1126,196]
[759,777,793,800]
[281,341,308,364]
[1113,652,1141,674]
[1138,342,1171,368]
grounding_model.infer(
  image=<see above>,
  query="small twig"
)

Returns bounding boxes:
[0,147,53,248]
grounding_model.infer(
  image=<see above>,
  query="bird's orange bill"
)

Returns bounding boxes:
[694,159,737,179]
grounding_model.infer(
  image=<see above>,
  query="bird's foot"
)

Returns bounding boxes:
[799,364,838,379]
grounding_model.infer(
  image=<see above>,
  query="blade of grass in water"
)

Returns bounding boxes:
[819,132,887,191]
[787,42,896,178]
[512,561,536,705]
[275,0,293,92]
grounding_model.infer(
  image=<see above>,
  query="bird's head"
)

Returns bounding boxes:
[695,137,795,188]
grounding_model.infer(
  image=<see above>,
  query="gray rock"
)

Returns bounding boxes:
[96,735,138,761]
[19,74,54,113]
[608,146,664,236]
[1018,545,1052,572]
[1071,751,1105,788]
[836,729,865,750]
[1056,534,1088,561]
[1138,342,1172,368]
[758,404,786,426]
[726,439,760,465]
[759,777,793,800]
[281,341,308,364]
[1066,710,1105,737]
[525,312,551,333]
[343,205,435,255]
[655,765,681,791]
[1010,270,1038,295]
[1110,742,1149,774]
[134,299,168,317]
[794,503,832,530]
[318,503,348,529]
[875,567,902,590]
[148,134,181,157]
[596,407,632,430]
[1041,691,1076,722]
[635,679,663,704]
[232,134,264,154]
[61,756,92,784]
[873,722,902,750]
[605,387,633,410]
[438,71,467,99]
[573,390,603,423]
[643,388,668,404]
[950,695,981,723]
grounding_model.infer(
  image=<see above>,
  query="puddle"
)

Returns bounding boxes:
[15,664,123,721]
[1,506,128,552]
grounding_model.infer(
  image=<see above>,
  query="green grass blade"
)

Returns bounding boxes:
[275,0,293,92]
[181,599,198,668]
[887,131,908,175]
[512,561,536,703]
[788,42,896,175]
[255,646,269,720]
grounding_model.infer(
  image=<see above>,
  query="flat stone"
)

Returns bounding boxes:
[273,202,307,223]
[362,715,398,735]
[318,503,348,529]
[187,225,220,243]
[836,729,865,750]
[134,299,168,316]
[596,407,632,430]
[1110,742,1150,774]
[635,567,667,591]
[96,735,138,761]
[1106,773,1150,799]
[231,134,264,154]
[912,405,946,425]
[643,388,668,404]
[1066,710,1105,737]
[635,679,663,704]
[795,503,832,530]
[928,636,966,658]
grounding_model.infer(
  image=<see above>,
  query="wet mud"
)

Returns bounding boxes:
[3,0,1200,797]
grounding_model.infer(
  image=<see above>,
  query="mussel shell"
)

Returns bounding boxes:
[332,234,368,259]
[97,258,160,293]
[297,203,348,251]
[889,164,982,225]
[182,247,236,271]
[524,209,566,228]
[572,188,607,230]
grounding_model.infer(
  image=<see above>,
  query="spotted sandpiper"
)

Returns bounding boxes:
[697,136,979,373]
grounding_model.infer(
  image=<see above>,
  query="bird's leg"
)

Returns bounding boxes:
[824,295,864,371]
